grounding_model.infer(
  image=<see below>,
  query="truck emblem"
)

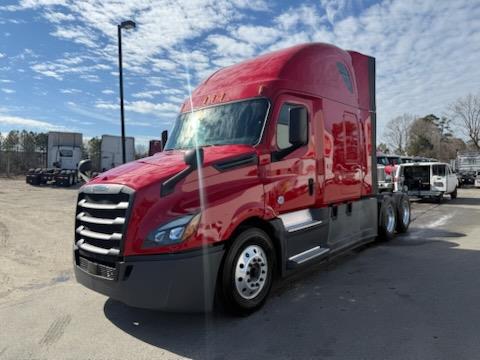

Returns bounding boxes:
[93,185,109,193]
[277,196,285,205]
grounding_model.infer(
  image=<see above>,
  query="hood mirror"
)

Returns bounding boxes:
[184,147,204,169]
[78,159,92,182]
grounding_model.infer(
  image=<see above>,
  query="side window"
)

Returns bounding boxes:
[276,103,308,150]
[433,164,446,176]
[336,62,353,93]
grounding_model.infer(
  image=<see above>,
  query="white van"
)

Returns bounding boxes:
[395,162,458,202]
[475,171,480,188]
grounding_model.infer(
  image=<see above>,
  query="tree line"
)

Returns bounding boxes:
[380,93,480,161]
[0,130,149,176]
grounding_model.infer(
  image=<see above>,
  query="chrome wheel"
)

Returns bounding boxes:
[235,245,268,300]
[386,204,395,234]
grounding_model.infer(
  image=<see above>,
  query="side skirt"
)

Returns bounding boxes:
[271,196,379,277]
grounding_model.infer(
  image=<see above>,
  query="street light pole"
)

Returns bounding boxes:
[117,20,136,164]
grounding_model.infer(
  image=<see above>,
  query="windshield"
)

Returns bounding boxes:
[377,156,389,165]
[165,98,269,150]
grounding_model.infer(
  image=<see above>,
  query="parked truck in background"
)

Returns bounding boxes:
[453,151,480,186]
[26,131,82,187]
[395,162,458,202]
[100,135,135,171]
[74,43,411,315]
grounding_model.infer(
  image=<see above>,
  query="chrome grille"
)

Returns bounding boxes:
[377,166,386,182]
[75,184,134,258]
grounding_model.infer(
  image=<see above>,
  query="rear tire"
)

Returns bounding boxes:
[450,187,457,199]
[436,193,444,203]
[218,228,275,316]
[378,196,397,241]
[394,194,410,233]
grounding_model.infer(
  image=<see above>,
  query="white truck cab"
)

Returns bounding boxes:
[475,171,480,188]
[395,162,458,202]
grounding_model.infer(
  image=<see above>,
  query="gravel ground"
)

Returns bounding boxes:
[1,179,480,359]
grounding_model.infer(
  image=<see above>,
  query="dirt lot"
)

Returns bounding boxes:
[1,179,480,359]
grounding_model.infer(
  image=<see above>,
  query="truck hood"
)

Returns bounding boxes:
[86,144,257,190]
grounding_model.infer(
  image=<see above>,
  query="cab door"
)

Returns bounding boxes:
[446,165,457,192]
[261,96,321,258]
[262,96,316,215]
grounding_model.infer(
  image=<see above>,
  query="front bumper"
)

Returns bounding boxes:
[74,246,225,312]
[407,190,442,197]
[378,182,393,190]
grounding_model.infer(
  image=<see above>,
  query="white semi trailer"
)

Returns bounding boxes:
[100,134,135,171]
[26,132,82,187]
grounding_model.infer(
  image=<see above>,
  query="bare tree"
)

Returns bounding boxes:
[383,114,414,154]
[449,93,480,150]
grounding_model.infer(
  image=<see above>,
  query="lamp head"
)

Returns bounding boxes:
[120,20,136,30]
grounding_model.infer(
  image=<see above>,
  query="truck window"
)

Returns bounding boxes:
[377,156,389,166]
[276,104,308,150]
[336,62,353,93]
[59,149,73,157]
[165,98,269,150]
[433,164,446,176]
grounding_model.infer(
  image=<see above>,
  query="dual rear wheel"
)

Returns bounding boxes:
[378,193,410,240]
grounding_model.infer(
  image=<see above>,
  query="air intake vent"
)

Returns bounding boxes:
[74,184,134,260]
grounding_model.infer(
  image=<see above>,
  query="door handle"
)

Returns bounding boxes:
[308,178,314,196]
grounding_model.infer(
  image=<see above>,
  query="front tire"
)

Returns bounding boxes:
[218,228,275,316]
[450,187,457,199]
[436,193,444,203]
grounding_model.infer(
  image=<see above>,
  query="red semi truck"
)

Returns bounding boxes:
[74,43,411,314]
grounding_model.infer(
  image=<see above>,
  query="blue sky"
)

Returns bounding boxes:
[0,0,479,145]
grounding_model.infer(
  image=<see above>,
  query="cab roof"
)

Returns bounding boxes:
[181,43,374,112]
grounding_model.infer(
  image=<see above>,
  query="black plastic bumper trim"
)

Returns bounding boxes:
[74,245,225,312]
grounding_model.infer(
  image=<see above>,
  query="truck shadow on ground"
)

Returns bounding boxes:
[103,228,477,360]
[448,197,480,206]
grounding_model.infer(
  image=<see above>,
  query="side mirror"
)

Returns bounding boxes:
[289,107,308,146]
[161,130,168,151]
[184,147,204,169]
[78,159,92,182]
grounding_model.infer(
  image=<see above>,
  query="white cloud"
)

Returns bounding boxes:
[101,89,114,95]
[31,56,110,81]
[51,25,98,48]
[0,79,12,83]
[96,100,178,116]
[60,88,81,94]
[1,88,15,94]
[0,52,5,58]
[43,11,75,23]
[132,90,161,99]
[0,114,64,131]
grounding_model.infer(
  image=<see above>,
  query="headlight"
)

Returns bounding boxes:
[143,213,201,248]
